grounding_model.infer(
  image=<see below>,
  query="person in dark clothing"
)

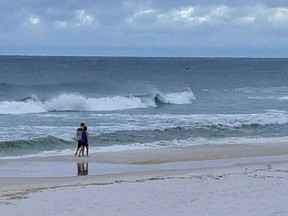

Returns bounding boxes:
[75,122,85,155]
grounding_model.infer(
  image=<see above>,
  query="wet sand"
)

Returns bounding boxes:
[5,142,288,164]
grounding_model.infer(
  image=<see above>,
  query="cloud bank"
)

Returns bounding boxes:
[0,0,288,57]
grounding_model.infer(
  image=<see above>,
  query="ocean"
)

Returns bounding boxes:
[0,56,288,159]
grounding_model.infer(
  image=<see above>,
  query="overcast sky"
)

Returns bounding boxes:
[1,0,288,57]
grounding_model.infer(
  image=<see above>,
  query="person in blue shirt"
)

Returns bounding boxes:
[78,126,89,157]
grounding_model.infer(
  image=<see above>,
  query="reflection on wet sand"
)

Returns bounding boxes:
[77,162,88,176]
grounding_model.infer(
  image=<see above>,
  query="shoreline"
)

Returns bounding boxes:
[1,142,288,179]
[2,142,288,164]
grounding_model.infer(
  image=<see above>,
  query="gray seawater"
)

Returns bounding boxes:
[0,56,288,158]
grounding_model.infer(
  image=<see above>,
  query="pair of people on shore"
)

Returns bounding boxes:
[75,122,89,157]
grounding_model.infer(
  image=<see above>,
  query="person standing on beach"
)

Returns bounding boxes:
[75,122,85,155]
[78,126,89,157]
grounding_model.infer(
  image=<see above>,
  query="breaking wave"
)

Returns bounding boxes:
[154,88,195,105]
[0,89,195,114]
[0,136,72,157]
[1,122,288,159]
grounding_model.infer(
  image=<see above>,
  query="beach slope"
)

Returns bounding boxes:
[1,144,288,215]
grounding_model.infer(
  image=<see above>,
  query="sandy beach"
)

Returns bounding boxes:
[1,143,288,215]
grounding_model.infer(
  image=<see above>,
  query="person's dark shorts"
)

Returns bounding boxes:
[78,140,82,147]
[81,142,88,148]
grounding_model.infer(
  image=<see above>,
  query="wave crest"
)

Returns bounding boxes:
[154,88,195,105]
[0,89,195,114]
[0,99,46,114]
[0,136,71,155]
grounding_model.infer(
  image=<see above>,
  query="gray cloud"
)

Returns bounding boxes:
[0,0,287,57]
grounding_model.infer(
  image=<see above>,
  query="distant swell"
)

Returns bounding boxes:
[0,89,195,114]
[0,83,13,87]
[280,96,288,101]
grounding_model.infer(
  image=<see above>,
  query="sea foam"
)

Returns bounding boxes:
[0,89,195,114]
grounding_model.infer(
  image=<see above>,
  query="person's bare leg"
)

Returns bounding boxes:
[78,146,84,157]
[82,146,85,156]
[75,146,80,155]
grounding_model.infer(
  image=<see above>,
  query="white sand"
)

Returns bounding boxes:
[1,144,288,215]
[1,161,288,216]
